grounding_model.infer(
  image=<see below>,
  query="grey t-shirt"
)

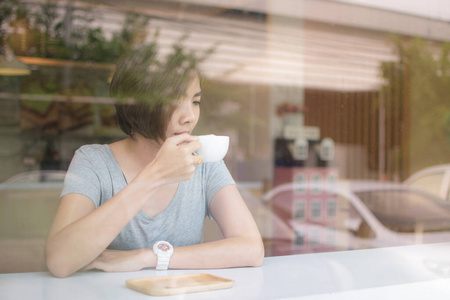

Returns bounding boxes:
[60,144,235,250]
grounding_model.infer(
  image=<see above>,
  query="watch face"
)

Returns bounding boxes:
[158,243,170,252]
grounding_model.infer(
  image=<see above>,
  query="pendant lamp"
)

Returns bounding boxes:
[0,36,30,76]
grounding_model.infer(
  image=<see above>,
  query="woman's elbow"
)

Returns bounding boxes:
[48,268,72,278]
[248,238,265,267]
[46,256,73,278]
[46,246,75,278]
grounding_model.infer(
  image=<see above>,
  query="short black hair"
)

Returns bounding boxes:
[110,44,198,141]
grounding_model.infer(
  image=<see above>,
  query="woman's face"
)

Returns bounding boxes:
[164,76,202,138]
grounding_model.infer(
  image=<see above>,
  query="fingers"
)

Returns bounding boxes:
[167,133,198,146]
[182,140,202,155]
[148,134,202,185]
[167,134,201,154]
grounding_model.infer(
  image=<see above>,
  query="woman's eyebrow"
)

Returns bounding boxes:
[194,91,202,97]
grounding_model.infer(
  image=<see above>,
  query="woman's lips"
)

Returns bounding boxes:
[174,131,190,135]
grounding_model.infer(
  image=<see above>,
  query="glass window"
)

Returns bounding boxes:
[1,0,449,272]
[311,173,323,195]
[326,199,337,220]
[408,173,445,198]
[310,200,322,220]
[294,228,306,249]
[356,190,450,233]
[294,172,308,195]
[294,200,306,221]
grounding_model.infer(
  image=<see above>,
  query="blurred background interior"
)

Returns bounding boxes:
[0,0,449,273]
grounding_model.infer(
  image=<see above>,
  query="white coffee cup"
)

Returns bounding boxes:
[196,135,229,163]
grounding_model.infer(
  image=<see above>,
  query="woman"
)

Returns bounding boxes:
[45,46,264,278]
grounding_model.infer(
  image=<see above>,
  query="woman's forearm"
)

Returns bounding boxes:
[86,236,264,273]
[169,237,264,269]
[46,181,158,278]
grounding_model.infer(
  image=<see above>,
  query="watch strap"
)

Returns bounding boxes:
[153,241,173,271]
[156,253,171,270]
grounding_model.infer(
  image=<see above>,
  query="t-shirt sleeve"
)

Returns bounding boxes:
[60,148,101,208]
[204,160,236,219]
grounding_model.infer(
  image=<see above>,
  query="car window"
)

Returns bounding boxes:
[335,195,375,239]
[355,190,450,233]
[408,173,444,197]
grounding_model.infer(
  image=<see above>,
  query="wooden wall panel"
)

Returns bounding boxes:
[305,88,409,181]
[304,89,382,180]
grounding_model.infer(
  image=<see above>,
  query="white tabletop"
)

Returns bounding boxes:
[2,243,450,300]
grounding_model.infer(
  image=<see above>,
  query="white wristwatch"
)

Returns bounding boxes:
[153,241,174,270]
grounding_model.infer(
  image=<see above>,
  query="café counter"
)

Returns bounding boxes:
[1,242,450,299]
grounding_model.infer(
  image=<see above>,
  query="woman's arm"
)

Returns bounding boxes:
[45,182,157,278]
[170,185,264,268]
[46,134,201,278]
[83,184,264,272]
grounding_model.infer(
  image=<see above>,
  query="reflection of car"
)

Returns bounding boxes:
[1,170,66,185]
[0,170,65,273]
[262,181,450,256]
[404,164,450,202]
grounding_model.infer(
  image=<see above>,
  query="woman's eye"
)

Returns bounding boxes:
[193,100,201,105]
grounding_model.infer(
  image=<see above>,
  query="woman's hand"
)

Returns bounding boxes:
[82,249,154,273]
[134,134,202,186]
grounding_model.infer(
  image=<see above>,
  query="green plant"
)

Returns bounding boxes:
[381,37,450,173]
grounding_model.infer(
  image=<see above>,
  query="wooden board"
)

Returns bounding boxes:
[126,273,234,296]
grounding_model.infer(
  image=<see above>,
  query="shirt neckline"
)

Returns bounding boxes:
[104,144,183,221]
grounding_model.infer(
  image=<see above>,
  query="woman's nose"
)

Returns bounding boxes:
[177,101,196,124]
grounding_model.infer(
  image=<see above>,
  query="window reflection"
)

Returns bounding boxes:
[407,174,444,198]
[357,190,450,233]
[0,0,449,273]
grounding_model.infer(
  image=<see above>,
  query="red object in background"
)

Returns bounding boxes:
[272,167,338,256]
[276,102,307,117]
